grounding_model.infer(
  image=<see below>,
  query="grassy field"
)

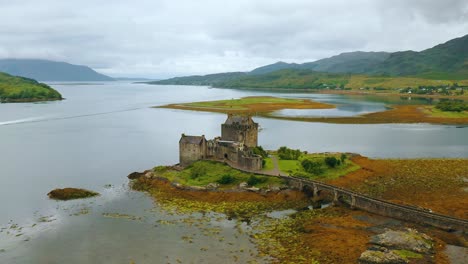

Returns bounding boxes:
[160,96,334,114]
[152,160,285,188]
[276,153,361,180]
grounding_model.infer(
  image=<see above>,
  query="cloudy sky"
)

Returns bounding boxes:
[0,0,467,78]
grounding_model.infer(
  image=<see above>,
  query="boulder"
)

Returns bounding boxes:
[206,183,220,190]
[370,228,434,254]
[358,250,407,264]
[239,182,248,189]
[127,171,144,179]
[246,187,260,192]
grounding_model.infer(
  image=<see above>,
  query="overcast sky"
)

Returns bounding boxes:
[0,0,467,78]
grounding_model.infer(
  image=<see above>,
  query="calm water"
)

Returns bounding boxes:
[0,82,467,263]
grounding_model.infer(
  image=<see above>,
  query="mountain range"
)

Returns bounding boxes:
[0,59,114,81]
[153,34,468,87]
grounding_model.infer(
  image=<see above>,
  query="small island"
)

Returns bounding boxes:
[160,96,468,125]
[0,72,62,103]
[159,96,334,114]
[47,188,99,200]
[128,114,468,263]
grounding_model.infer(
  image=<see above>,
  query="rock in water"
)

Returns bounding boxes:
[47,188,99,200]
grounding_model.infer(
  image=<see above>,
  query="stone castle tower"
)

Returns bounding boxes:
[221,114,258,147]
[179,114,262,171]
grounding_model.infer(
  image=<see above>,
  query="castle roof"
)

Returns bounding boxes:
[224,115,255,125]
[179,135,205,145]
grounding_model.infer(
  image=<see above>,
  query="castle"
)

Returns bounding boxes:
[179,114,263,171]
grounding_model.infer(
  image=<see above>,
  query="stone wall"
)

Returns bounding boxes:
[179,141,206,166]
[221,123,258,147]
[238,154,263,171]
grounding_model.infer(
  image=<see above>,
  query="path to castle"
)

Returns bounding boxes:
[263,155,285,176]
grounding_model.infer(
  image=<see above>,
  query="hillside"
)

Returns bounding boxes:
[250,35,468,78]
[0,59,114,81]
[151,34,468,93]
[372,34,468,79]
[149,72,246,86]
[216,69,468,91]
[0,72,62,102]
[250,52,390,75]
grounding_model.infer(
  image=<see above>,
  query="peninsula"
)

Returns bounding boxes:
[0,72,62,103]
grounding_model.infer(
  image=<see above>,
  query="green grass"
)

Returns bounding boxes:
[277,153,360,180]
[423,106,468,118]
[153,160,285,188]
[184,96,310,110]
[393,250,423,260]
[278,159,302,173]
[0,72,62,102]
[262,157,275,171]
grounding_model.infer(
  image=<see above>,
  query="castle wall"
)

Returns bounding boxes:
[221,123,258,147]
[238,153,263,171]
[179,141,206,166]
[217,143,239,163]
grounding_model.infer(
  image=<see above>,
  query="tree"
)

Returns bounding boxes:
[301,159,324,175]
[278,146,302,160]
[324,156,339,168]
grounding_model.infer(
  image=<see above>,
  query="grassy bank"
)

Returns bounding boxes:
[265,104,468,125]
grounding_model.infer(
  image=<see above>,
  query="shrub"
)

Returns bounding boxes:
[324,156,339,168]
[340,153,347,163]
[247,175,267,186]
[435,100,467,112]
[301,159,324,174]
[252,146,268,158]
[217,174,235,185]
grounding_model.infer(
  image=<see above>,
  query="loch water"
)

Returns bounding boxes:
[0,82,466,263]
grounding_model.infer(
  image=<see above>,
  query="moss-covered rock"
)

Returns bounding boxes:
[47,188,99,200]
[370,228,434,254]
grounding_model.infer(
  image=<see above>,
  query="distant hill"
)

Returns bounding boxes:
[250,52,390,75]
[0,72,62,103]
[0,59,114,81]
[150,72,247,86]
[152,34,468,89]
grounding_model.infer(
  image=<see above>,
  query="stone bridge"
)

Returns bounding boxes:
[283,175,467,233]
[224,159,467,233]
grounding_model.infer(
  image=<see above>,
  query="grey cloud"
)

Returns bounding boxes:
[0,0,466,78]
